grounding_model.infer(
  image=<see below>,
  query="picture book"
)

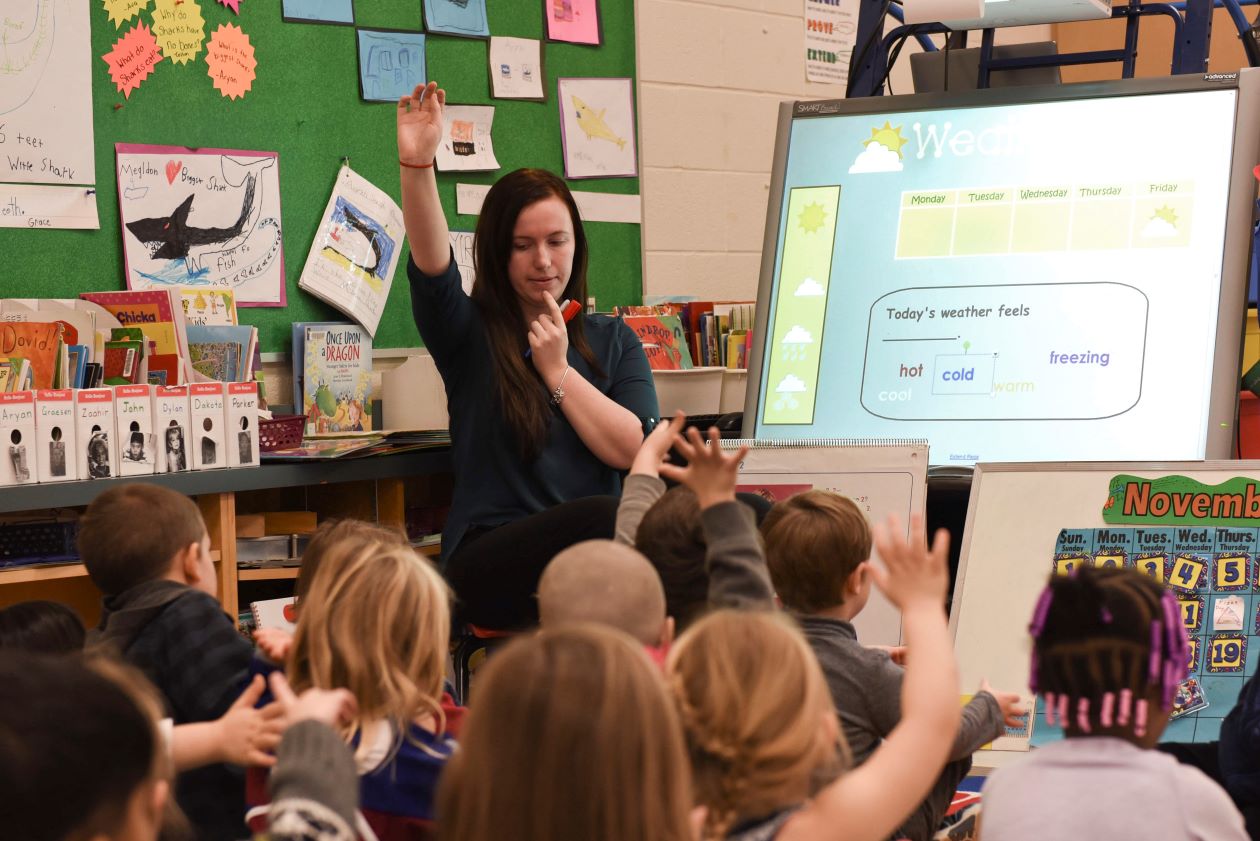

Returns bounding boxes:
[187,325,255,382]
[622,314,693,371]
[80,290,191,379]
[301,324,372,434]
[290,321,341,410]
[179,288,238,326]
[0,322,64,390]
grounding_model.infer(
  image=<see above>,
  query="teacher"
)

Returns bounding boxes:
[398,81,659,630]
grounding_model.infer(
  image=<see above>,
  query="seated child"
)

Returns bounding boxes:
[761,490,1024,841]
[667,516,962,841]
[286,539,456,839]
[538,539,673,659]
[0,599,85,654]
[0,649,359,841]
[981,566,1247,840]
[618,413,774,630]
[80,483,254,841]
[437,624,696,841]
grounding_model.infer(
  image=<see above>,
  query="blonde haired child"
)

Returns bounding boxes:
[287,539,456,838]
[438,624,698,841]
[667,516,961,841]
[980,566,1246,840]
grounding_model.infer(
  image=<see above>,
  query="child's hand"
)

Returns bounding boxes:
[254,627,294,663]
[980,679,1028,727]
[268,671,357,730]
[631,410,685,477]
[216,675,286,767]
[869,514,949,611]
[659,426,748,510]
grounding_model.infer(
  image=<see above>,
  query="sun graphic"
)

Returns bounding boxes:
[799,202,827,234]
[865,121,908,159]
[1153,205,1178,226]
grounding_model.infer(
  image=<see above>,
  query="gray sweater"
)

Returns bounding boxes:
[614,473,775,612]
[797,615,1004,767]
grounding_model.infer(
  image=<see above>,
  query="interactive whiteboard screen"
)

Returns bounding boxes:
[748,74,1260,465]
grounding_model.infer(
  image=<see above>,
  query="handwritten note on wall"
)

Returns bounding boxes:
[104,23,164,98]
[152,0,206,64]
[206,22,257,99]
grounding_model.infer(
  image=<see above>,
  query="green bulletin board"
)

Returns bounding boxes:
[3,0,640,352]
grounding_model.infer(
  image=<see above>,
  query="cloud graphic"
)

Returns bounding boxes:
[848,142,903,174]
[775,374,808,394]
[782,326,813,344]
[1140,217,1177,239]
[794,277,825,297]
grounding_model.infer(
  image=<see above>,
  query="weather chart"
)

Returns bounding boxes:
[755,89,1239,464]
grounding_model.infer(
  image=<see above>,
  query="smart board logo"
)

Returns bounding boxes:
[848,122,907,174]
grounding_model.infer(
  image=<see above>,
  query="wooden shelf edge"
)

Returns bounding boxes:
[238,567,300,581]
[0,563,89,585]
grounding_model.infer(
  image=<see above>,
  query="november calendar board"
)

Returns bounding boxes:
[953,462,1260,769]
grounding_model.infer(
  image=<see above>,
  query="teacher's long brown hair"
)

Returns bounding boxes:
[471,169,602,460]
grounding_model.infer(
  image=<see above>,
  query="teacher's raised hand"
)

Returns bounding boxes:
[397,81,446,166]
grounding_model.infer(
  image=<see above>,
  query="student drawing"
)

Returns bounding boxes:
[238,416,253,464]
[557,79,637,179]
[8,430,29,482]
[323,197,396,283]
[117,147,285,304]
[48,426,65,477]
[357,30,426,102]
[0,0,55,117]
[86,426,110,479]
[571,96,626,150]
[165,422,187,472]
[201,416,217,466]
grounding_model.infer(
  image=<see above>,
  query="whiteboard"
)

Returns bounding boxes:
[952,460,1260,769]
[721,439,928,646]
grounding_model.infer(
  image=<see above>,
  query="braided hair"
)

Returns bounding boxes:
[1029,565,1188,738]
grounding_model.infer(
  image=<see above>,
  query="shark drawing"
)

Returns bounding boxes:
[328,203,384,277]
[125,157,275,279]
[571,95,626,150]
[1,0,55,117]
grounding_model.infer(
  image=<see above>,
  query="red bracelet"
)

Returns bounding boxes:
[399,158,435,169]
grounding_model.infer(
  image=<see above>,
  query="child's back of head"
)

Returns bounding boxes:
[1028,565,1186,741]
[667,609,844,839]
[78,484,208,596]
[761,490,872,615]
[293,518,409,605]
[438,624,695,841]
[289,539,450,736]
[635,486,709,630]
[0,600,85,654]
[538,539,668,647]
[0,651,166,841]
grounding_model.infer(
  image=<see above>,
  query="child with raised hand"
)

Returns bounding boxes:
[980,566,1247,840]
[615,416,774,628]
[284,540,456,839]
[762,491,1025,840]
[667,515,961,841]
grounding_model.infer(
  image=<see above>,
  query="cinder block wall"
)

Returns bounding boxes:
[635,0,1049,301]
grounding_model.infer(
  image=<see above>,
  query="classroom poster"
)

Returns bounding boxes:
[0,0,98,229]
[558,78,637,179]
[116,144,285,306]
[435,105,500,172]
[449,230,476,295]
[297,165,404,337]
[804,0,858,85]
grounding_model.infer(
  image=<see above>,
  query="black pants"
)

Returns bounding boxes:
[446,495,621,630]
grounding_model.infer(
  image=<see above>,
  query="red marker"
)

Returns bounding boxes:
[525,298,581,358]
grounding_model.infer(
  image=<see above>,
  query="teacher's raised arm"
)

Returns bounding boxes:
[399,82,659,630]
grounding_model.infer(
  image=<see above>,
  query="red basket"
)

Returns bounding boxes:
[259,414,305,452]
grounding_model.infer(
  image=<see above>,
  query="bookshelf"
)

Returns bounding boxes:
[0,450,453,624]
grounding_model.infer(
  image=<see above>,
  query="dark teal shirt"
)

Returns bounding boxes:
[408,254,658,560]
